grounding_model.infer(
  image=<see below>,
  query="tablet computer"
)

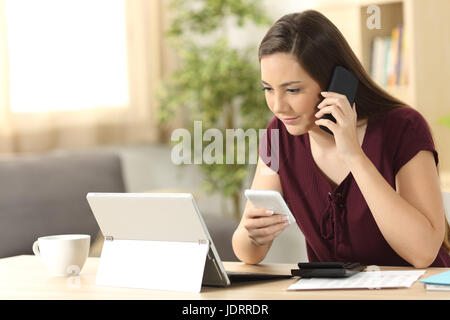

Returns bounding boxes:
[86,192,292,287]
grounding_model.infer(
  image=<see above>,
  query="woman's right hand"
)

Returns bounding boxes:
[242,204,291,246]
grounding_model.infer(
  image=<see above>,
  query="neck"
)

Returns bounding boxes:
[308,125,336,150]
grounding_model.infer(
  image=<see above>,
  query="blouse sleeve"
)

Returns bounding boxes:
[258,116,279,172]
[392,108,439,177]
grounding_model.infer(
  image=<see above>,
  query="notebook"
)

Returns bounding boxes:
[419,270,450,287]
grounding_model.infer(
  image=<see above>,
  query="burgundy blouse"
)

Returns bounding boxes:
[259,106,450,267]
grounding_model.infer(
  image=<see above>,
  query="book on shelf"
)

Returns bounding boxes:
[370,24,408,88]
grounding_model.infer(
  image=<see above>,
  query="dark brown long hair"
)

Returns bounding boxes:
[258,10,450,253]
[258,10,406,121]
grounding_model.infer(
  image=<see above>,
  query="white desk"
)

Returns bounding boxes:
[0,255,449,300]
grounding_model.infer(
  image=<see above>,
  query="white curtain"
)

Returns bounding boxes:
[0,0,165,154]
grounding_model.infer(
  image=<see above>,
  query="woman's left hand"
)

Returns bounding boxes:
[314,91,364,163]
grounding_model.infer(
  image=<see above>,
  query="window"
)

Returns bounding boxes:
[5,0,129,112]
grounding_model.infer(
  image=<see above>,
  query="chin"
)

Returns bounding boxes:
[281,117,314,136]
[283,123,309,136]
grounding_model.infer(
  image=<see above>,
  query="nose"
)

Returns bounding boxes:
[272,93,289,114]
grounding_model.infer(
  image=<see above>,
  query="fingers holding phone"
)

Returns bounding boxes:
[242,204,290,246]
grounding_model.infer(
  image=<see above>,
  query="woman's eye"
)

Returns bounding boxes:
[262,87,273,92]
[287,88,300,93]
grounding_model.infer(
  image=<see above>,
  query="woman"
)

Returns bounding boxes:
[232,10,450,268]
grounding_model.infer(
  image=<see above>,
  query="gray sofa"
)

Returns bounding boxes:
[0,151,238,261]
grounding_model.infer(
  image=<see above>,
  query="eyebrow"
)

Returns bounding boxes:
[261,80,302,87]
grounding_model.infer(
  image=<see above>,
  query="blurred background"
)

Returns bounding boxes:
[0,0,449,263]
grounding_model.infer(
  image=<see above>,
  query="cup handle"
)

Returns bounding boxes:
[32,241,40,257]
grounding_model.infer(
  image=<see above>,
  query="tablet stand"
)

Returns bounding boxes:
[95,237,209,293]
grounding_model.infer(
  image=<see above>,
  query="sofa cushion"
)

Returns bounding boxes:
[203,215,239,262]
[0,152,126,258]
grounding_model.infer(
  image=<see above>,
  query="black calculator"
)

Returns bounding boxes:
[291,262,365,278]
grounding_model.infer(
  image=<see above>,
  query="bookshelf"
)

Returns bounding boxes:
[316,0,450,181]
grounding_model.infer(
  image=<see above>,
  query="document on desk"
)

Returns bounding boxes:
[287,270,425,290]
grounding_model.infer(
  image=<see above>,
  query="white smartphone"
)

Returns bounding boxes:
[244,189,296,224]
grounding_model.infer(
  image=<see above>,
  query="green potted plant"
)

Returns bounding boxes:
[157,0,272,220]
[439,115,450,128]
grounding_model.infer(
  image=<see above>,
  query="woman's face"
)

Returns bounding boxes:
[260,52,323,136]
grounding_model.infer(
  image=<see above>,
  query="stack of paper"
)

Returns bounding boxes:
[287,270,425,290]
[419,270,450,291]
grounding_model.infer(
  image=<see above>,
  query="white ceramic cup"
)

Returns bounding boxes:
[32,234,90,277]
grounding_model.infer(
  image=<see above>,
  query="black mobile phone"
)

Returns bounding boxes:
[319,66,359,135]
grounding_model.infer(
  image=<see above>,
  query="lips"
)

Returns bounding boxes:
[281,116,299,124]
